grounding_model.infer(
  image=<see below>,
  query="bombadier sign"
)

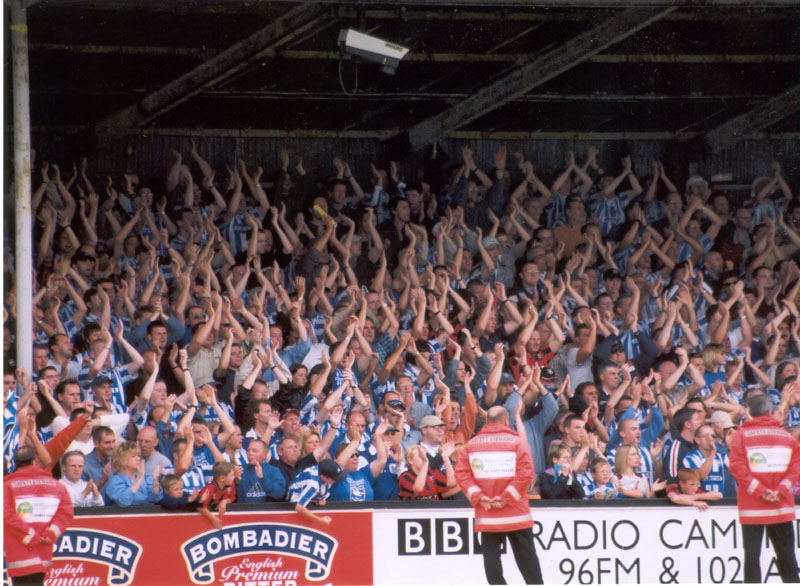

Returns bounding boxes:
[4,505,798,585]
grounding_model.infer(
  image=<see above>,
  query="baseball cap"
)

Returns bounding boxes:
[499,372,516,385]
[386,399,406,412]
[618,406,638,423]
[482,237,500,250]
[540,367,557,380]
[419,415,445,429]
[708,411,736,429]
[91,376,112,388]
[318,459,347,482]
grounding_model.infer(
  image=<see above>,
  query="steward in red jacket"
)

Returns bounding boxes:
[4,446,74,584]
[728,395,800,583]
[455,406,543,585]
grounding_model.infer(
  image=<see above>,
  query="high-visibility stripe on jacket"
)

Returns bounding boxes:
[4,465,74,578]
[728,415,800,525]
[454,421,534,533]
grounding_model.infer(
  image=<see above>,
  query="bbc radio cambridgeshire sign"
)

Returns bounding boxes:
[375,505,800,584]
[7,504,799,585]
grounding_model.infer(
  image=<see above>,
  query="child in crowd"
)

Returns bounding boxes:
[666,468,723,511]
[159,474,200,510]
[582,456,619,500]
[197,461,237,529]
[539,444,585,499]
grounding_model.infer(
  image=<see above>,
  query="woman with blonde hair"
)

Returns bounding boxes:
[104,441,163,507]
[299,430,322,459]
[613,444,665,498]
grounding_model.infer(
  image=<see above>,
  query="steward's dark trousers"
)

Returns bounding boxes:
[11,573,46,586]
[741,521,800,583]
[481,528,543,585]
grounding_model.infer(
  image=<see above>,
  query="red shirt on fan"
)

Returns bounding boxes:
[398,468,449,500]
[198,479,236,511]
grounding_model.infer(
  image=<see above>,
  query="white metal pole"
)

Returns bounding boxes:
[11,0,33,377]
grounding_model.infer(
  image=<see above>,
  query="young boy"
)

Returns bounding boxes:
[582,457,619,500]
[666,468,723,511]
[197,461,237,529]
[159,474,200,510]
[539,444,585,500]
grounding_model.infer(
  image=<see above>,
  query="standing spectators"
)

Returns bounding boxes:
[3,142,799,533]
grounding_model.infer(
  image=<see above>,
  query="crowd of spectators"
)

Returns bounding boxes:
[4,141,800,515]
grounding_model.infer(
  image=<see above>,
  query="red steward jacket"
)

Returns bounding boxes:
[454,421,534,533]
[728,415,800,525]
[4,465,74,577]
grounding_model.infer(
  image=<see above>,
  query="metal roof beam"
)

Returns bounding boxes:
[389,5,675,154]
[30,43,800,65]
[92,3,327,145]
[125,0,799,6]
[705,84,800,152]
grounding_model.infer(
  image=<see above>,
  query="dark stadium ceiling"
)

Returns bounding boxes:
[16,0,800,156]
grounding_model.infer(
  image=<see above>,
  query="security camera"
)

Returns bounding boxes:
[338,29,409,75]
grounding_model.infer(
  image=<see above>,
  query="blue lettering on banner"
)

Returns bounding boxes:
[52,528,142,586]
[181,522,338,583]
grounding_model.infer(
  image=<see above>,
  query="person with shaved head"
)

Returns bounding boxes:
[455,406,542,584]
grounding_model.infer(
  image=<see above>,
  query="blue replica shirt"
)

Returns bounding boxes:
[162,464,207,494]
[192,444,217,484]
[289,465,331,507]
[372,457,402,501]
[238,462,286,503]
[329,433,375,470]
[328,467,376,502]
[683,449,726,494]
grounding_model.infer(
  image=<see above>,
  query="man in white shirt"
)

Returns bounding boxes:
[59,450,104,507]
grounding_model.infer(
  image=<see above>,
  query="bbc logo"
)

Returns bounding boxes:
[397,518,506,556]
